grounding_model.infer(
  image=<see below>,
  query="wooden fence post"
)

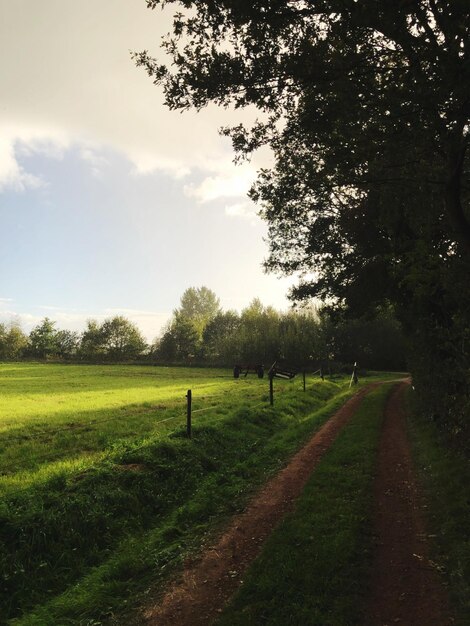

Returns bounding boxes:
[269,374,274,406]
[186,389,192,438]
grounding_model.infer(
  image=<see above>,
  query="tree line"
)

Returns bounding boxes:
[0,287,405,370]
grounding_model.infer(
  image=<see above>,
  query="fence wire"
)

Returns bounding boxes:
[1,374,313,499]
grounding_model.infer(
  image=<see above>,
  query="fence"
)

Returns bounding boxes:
[0,364,359,498]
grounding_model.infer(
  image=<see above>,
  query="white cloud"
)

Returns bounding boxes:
[224,201,259,224]
[129,152,191,180]
[79,146,109,178]
[0,136,43,191]
[0,125,72,190]
[184,166,256,204]
[0,1,266,191]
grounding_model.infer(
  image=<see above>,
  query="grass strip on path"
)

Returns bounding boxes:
[215,384,392,626]
[406,389,470,625]
[7,378,355,626]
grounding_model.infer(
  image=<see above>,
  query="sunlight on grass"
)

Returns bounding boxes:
[0,363,354,624]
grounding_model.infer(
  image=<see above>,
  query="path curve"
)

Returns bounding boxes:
[142,384,379,626]
[365,381,453,625]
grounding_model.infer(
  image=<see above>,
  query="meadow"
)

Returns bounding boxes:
[0,363,266,490]
[0,362,356,625]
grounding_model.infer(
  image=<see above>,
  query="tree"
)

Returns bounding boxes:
[79,319,106,360]
[330,308,406,371]
[55,330,80,359]
[202,310,241,362]
[152,322,178,361]
[174,286,221,340]
[29,318,58,359]
[101,316,147,361]
[238,299,280,364]
[135,1,470,439]
[154,317,199,361]
[136,1,469,258]
[0,321,28,360]
[278,308,324,366]
[155,286,222,361]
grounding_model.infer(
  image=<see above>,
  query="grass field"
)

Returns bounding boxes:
[0,363,257,480]
[0,362,362,625]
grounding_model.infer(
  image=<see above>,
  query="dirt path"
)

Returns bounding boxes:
[365,382,453,625]
[141,384,378,626]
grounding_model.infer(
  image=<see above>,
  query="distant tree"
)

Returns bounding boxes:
[278,309,323,366]
[55,330,80,359]
[238,299,280,364]
[202,310,241,362]
[152,322,178,361]
[175,286,221,340]
[29,318,58,359]
[79,319,106,360]
[101,316,147,361]
[0,321,28,360]
[154,320,199,361]
[154,286,221,361]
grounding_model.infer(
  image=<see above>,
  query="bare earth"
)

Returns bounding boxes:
[137,380,452,626]
[142,384,376,626]
[365,382,453,625]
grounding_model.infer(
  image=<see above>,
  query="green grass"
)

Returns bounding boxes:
[0,362,365,625]
[215,384,392,626]
[406,389,470,625]
[0,363,250,479]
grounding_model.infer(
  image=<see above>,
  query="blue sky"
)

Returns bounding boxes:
[0,0,295,341]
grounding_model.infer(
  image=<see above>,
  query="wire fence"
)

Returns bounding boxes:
[0,370,323,498]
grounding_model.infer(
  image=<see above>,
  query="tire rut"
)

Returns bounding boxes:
[140,384,379,626]
[365,382,453,625]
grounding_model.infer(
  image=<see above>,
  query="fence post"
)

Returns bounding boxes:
[269,373,274,406]
[303,370,306,392]
[349,362,358,389]
[186,389,192,438]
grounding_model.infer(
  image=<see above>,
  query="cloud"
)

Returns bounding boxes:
[184,166,256,204]
[79,146,110,178]
[0,1,267,192]
[224,201,259,224]
[0,136,43,191]
[0,125,72,190]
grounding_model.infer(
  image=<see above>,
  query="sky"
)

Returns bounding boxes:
[0,0,297,342]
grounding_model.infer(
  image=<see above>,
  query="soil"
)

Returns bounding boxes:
[141,384,377,626]
[134,380,452,626]
[365,382,453,625]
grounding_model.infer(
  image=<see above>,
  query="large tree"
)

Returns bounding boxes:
[136,1,470,437]
[135,1,469,278]
[174,286,221,339]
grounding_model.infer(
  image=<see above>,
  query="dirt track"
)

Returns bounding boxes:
[142,384,376,626]
[137,381,452,625]
[365,382,452,625]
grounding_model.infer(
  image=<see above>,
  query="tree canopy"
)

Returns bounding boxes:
[136,1,469,292]
[135,1,470,438]
[174,286,221,338]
